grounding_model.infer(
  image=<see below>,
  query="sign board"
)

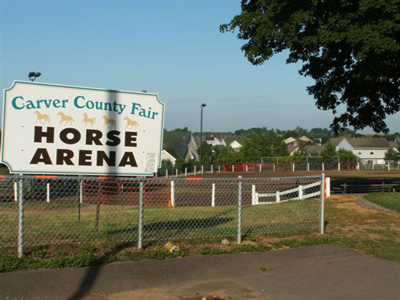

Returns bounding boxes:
[1,81,165,176]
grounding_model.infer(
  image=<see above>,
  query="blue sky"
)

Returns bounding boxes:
[1,0,399,133]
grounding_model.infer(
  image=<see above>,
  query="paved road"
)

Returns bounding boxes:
[0,245,399,300]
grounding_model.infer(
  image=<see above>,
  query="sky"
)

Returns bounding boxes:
[1,0,399,134]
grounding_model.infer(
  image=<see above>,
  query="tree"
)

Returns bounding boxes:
[199,141,213,163]
[240,130,287,161]
[293,142,309,157]
[385,148,400,162]
[217,145,242,163]
[338,149,359,165]
[321,141,337,161]
[221,1,400,133]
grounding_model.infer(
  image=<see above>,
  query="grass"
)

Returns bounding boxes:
[0,194,399,272]
[0,199,319,248]
[364,193,400,213]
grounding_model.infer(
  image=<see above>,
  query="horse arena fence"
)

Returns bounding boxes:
[0,174,325,256]
[159,156,400,177]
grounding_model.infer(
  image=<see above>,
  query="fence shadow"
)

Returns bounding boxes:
[107,216,235,235]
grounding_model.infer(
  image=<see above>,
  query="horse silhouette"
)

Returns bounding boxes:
[124,117,139,130]
[102,115,116,128]
[82,113,95,127]
[58,112,74,126]
[34,111,51,125]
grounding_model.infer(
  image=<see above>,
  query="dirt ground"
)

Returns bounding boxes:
[199,170,400,179]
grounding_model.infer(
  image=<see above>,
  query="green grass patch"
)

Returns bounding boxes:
[1,194,399,272]
[0,200,319,249]
[364,193,400,213]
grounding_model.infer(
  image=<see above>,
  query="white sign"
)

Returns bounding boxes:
[1,81,165,176]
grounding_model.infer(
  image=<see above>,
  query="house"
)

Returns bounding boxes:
[286,136,313,155]
[336,138,391,165]
[285,136,313,147]
[305,145,325,156]
[299,135,313,143]
[161,150,177,166]
[163,130,199,161]
[287,145,299,156]
[313,138,322,146]
[284,137,297,145]
[205,135,227,147]
[330,137,344,150]
[230,140,242,151]
[388,141,399,152]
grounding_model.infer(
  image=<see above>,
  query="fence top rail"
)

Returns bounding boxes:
[0,173,324,182]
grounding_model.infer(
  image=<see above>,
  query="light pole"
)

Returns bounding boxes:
[28,72,41,82]
[200,103,207,162]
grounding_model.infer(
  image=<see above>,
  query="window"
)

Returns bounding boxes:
[370,152,374,155]
[358,152,362,155]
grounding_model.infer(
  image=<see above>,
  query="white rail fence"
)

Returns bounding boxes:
[252,177,330,205]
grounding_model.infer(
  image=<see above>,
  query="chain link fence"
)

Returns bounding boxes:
[0,174,325,256]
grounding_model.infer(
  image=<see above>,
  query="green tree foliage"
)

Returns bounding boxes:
[175,158,199,172]
[240,131,287,161]
[221,0,400,133]
[293,142,309,157]
[161,159,173,169]
[338,149,359,164]
[199,142,220,164]
[217,146,242,163]
[321,141,337,161]
[385,148,400,162]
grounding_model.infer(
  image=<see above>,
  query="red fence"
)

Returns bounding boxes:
[222,163,275,172]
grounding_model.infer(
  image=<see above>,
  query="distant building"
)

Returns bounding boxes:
[230,140,242,151]
[284,137,297,145]
[161,150,177,166]
[330,137,344,150]
[305,145,325,156]
[205,135,227,147]
[286,136,313,155]
[163,130,199,161]
[336,138,391,165]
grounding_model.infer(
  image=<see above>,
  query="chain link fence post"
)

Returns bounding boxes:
[320,173,325,235]
[18,177,24,257]
[138,181,144,249]
[237,176,242,245]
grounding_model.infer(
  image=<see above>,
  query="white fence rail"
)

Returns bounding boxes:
[252,178,329,205]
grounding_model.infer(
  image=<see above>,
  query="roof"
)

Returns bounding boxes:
[389,141,399,149]
[344,138,390,149]
[299,136,312,142]
[163,149,180,160]
[306,145,325,155]
[330,137,344,146]
[230,140,242,148]
[163,131,195,158]
[285,137,296,144]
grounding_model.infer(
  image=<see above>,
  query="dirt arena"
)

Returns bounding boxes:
[198,170,400,180]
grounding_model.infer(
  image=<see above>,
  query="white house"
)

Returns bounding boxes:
[161,150,177,166]
[336,138,390,165]
[206,135,227,147]
[230,140,242,151]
